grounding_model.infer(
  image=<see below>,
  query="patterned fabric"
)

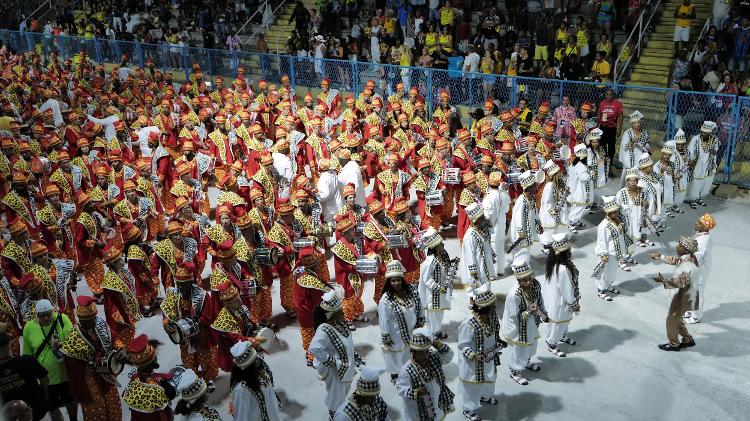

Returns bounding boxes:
[464,315,502,382]
[319,322,351,380]
[2,191,34,226]
[382,285,422,345]
[341,396,389,421]
[102,270,142,322]
[606,220,629,260]
[193,405,222,420]
[1,241,32,273]
[211,306,254,334]
[514,280,545,343]
[517,195,537,247]
[403,348,454,418]
[77,212,98,239]
[61,317,113,362]
[122,378,170,413]
[429,255,451,310]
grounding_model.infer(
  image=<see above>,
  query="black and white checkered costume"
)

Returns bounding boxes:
[460,315,502,382]
[381,285,424,345]
[339,396,390,421]
[320,322,352,380]
[515,280,545,343]
[399,344,455,420]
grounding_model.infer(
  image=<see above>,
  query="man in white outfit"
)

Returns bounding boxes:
[457,283,505,421]
[566,144,592,233]
[510,171,541,265]
[686,121,719,209]
[482,172,510,275]
[619,110,650,186]
[334,367,392,420]
[317,158,344,224]
[337,149,367,207]
[682,213,714,323]
[542,233,580,358]
[593,196,631,301]
[671,129,689,213]
[502,262,549,385]
[272,140,294,200]
[460,203,497,288]
[540,160,569,246]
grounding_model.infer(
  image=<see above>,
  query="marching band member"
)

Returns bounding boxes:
[542,234,581,357]
[122,334,177,421]
[655,144,677,218]
[482,172,510,275]
[266,198,300,319]
[671,130,689,213]
[638,154,665,230]
[418,228,453,340]
[379,260,425,383]
[619,111,649,186]
[362,200,395,304]
[502,262,549,385]
[509,171,542,265]
[459,203,496,288]
[413,157,446,230]
[334,366,392,421]
[174,369,223,420]
[585,129,607,209]
[593,197,632,301]
[539,160,569,248]
[230,340,283,421]
[295,246,334,365]
[566,144,592,233]
[686,121,718,209]
[458,283,504,421]
[210,281,266,372]
[332,213,369,326]
[101,244,141,348]
[616,168,652,247]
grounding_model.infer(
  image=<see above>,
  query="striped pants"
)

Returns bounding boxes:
[250,287,273,323]
[343,289,364,321]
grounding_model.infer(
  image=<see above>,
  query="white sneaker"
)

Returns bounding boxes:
[511,373,528,385]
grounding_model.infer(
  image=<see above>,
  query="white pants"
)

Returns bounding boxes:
[698,177,713,198]
[323,375,351,411]
[508,343,537,374]
[568,204,587,225]
[685,282,706,321]
[426,310,445,336]
[675,189,687,205]
[596,258,617,292]
[687,178,712,201]
[546,321,570,346]
[383,347,410,375]
[460,381,495,411]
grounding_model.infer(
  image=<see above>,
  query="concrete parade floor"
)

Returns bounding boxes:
[89,177,750,421]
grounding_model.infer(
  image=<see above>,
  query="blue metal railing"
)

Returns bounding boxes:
[1,29,747,186]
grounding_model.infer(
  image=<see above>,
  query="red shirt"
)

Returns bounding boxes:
[598,99,623,128]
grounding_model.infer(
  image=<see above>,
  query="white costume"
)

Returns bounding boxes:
[378,283,424,376]
[317,169,345,223]
[310,317,356,413]
[230,365,283,420]
[687,124,719,202]
[638,167,663,225]
[542,236,580,348]
[482,184,510,275]
[502,265,546,381]
[460,204,496,287]
[619,113,650,186]
[418,252,452,337]
[333,367,392,421]
[338,160,367,207]
[510,188,540,265]
[566,147,593,228]
[615,181,648,243]
[457,284,502,414]
[540,162,569,246]
[689,230,713,321]
[654,156,675,210]
[594,200,630,294]
[272,151,294,199]
[586,129,607,204]
[396,328,455,421]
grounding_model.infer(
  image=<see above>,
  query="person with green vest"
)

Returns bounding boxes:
[22,299,77,421]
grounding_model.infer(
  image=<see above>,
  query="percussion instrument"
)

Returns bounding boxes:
[442,167,460,185]
[483,342,505,360]
[534,170,545,184]
[166,366,187,389]
[254,247,280,266]
[94,350,124,376]
[386,231,409,248]
[355,222,366,236]
[425,190,444,206]
[292,238,316,249]
[313,222,334,238]
[557,144,572,160]
[238,277,259,297]
[253,327,276,351]
[508,171,522,184]
[166,318,199,344]
[355,257,379,275]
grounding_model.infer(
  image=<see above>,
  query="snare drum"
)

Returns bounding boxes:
[355,257,379,275]
[442,168,460,185]
[355,222,366,236]
[253,327,276,351]
[239,278,259,297]
[166,318,199,344]
[254,247,280,266]
[508,171,522,184]
[313,222,334,238]
[386,231,408,248]
[425,190,444,206]
[94,351,124,376]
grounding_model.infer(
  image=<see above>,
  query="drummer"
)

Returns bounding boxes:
[61,296,123,421]
[161,262,218,390]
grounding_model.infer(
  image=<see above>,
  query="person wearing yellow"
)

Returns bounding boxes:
[425,24,438,53]
[673,0,696,51]
[590,51,611,82]
[564,35,580,59]
[439,26,453,53]
[439,2,457,29]
[596,33,613,59]
[576,21,590,58]
[555,22,569,44]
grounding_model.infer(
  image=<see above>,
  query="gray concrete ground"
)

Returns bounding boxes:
[95,178,750,421]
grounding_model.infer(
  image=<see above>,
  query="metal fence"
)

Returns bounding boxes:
[1,29,748,187]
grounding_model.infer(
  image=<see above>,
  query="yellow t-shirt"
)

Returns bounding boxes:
[384,17,396,34]
[400,52,411,67]
[592,60,611,77]
[597,41,612,57]
[676,4,694,28]
[565,44,578,57]
[426,33,437,52]
[576,29,588,47]
[439,34,452,51]
[554,47,564,62]
[556,29,568,43]
[481,58,494,74]
[440,8,454,26]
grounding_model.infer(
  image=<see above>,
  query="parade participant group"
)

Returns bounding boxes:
[0,47,719,421]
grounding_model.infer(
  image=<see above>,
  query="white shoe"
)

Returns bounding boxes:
[548,345,567,357]
[511,373,528,385]
[684,316,700,324]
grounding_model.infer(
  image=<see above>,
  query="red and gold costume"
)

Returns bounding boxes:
[294,247,333,362]
[74,194,105,295]
[209,282,262,372]
[123,334,175,421]
[102,246,141,349]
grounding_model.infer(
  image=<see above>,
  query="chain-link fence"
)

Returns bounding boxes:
[3,28,750,188]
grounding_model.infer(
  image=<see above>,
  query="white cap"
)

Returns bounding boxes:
[590,128,603,138]
[410,327,434,350]
[602,195,620,213]
[176,368,207,402]
[385,260,406,279]
[230,341,258,369]
[35,299,53,314]
[356,366,386,396]
[573,143,588,157]
[321,287,344,313]
[629,110,643,123]
[543,159,559,176]
[519,170,536,189]
[468,282,497,308]
[551,233,570,253]
[673,128,686,143]
[700,121,716,133]
[466,203,484,223]
[638,153,653,168]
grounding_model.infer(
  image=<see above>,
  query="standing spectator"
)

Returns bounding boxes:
[560,53,584,80]
[593,0,615,40]
[534,20,551,67]
[439,0,457,30]
[596,33,613,59]
[576,19,591,60]
[668,48,690,88]
[0,332,49,421]
[598,88,623,177]
[703,62,728,91]
[227,32,241,51]
[397,0,411,40]
[625,0,644,35]
[429,0,440,24]
[313,35,326,80]
[673,0,696,53]
[21,300,76,421]
[517,47,536,76]
[346,0,358,29]
[730,17,750,72]
[370,17,383,63]
[288,1,311,36]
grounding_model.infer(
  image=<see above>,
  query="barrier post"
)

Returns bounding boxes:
[725,96,741,184]
[289,55,296,89]
[426,68,433,116]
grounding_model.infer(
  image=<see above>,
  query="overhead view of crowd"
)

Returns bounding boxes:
[0,6,724,420]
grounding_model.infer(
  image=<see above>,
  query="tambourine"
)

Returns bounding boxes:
[253,327,276,351]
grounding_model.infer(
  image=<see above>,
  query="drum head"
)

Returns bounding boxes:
[107,352,124,375]
[256,327,275,351]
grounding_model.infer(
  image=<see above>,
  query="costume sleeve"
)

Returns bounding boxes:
[308,327,336,368]
[501,292,519,341]
[395,365,418,400]
[436,342,453,364]
[559,269,577,306]
[377,299,392,343]
[457,320,475,360]
[595,222,610,257]
[663,271,691,289]
[232,385,261,421]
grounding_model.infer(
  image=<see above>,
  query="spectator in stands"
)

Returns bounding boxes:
[595,33,613,60]
[673,0,696,53]
[669,48,690,88]
[561,53,585,80]
[590,50,610,81]
[534,20,551,67]
[227,32,241,52]
[712,0,731,29]
[737,0,750,21]
[463,44,480,73]
[439,25,454,54]
[598,88,623,177]
[517,46,536,76]
[439,0,457,29]
[564,35,581,59]
[625,0,644,35]
[576,19,591,61]
[431,41,450,68]
[0,333,49,421]
[455,15,472,51]
[716,72,738,96]
[730,17,750,72]
[703,62,728,91]
[370,17,384,63]
[418,46,434,66]
[289,1,310,36]
[691,39,713,72]
[429,0,440,24]
[593,0,615,40]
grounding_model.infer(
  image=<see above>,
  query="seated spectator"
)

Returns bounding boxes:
[425,23,438,53]
[589,50,610,81]
[418,46,434,67]
[564,35,580,59]
[596,33,613,60]
[431,42,450,68]
[702,62,727,91]
[438,25,453,53]
[716,72,737,96]
[560,53,585,80]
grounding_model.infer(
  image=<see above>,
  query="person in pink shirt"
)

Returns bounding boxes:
[553,95,577,145]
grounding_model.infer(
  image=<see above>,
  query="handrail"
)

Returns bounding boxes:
[613,0,662,85]
[689,17,711,61]
[22,0,52,22]
[234,0,268,37]
[243,0,288,48]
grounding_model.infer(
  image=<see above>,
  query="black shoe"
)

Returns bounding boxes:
[679,339,696,348]
[658,343,680,352]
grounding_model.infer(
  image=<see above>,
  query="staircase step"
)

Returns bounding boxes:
[633,64,673,75]
[646,40,678,50]
[638,55,674,66]
[629,72,668,85]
